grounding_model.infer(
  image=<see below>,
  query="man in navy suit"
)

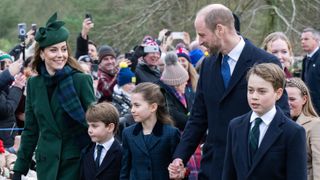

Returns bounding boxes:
[168,4,289,180]
[301,27,320,115]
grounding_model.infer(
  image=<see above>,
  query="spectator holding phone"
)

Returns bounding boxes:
[9,27,36,61]
[75,14,97,60]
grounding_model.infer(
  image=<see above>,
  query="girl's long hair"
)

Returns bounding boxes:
[132,82,174,125]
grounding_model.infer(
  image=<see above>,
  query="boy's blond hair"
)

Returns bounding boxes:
[86,102,119,133]
[246,63,285,90]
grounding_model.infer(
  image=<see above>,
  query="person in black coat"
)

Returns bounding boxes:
[301,27,320,115]
[81,102,122,180]
[168,4,289,180]
[0,67,26,149]
[156,52,192,131]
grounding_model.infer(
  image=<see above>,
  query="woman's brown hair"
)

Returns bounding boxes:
[32,42,84,74]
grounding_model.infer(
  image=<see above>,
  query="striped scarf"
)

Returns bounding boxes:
[40,63,86,126]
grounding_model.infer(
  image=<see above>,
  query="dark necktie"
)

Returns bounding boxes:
[249,118,263,159]
[95,145,103,168]
[304,56,311,80]
[221,55,231,88]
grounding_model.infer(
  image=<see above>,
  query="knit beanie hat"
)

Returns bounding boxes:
[35,12,69,48]
[117,62,136,87]
[98,45,116,61]
[189,48,204,67]
[0,53,13,62]
[161,51,189,86]
[176,47,190,62]
[142,38,160,56]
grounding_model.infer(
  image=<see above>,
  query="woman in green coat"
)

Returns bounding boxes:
[13,13,96,180]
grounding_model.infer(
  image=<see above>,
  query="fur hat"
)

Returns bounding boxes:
[98,45,116,61]
[161,51,189,86]
[117,62,136,87]
[35,12,69,48]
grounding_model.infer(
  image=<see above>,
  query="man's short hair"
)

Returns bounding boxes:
[302,27,320,41]
[197,4,235,32]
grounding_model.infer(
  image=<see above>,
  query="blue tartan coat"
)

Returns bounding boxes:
[120,121,180,180]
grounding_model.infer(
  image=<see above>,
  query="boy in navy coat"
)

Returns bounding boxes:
[80,102,122,180]
[222,63,307,180]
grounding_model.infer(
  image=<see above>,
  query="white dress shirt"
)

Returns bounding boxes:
[250,106,276,147]
[94,137,114,166]
[225,36,245,75]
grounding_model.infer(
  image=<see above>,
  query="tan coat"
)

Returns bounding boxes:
[297,113,320,180]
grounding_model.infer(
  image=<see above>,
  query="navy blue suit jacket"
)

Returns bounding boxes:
[120,121,180,180]
[301,48,320,115]
[222,108,307,180]
[80,140,122,180]
[173,39,290,180]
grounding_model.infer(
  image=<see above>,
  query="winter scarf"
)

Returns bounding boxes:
[40,63,86,125]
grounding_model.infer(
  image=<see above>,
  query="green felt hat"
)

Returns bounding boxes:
[35,12,69,48]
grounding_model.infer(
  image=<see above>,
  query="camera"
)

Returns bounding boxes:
[18,23,27,41]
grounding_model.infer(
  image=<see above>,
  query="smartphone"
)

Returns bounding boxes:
[31,24,37,35]
[85,13,93,22]
[17,23,27,40]
[144,45,159,53]
[171,32,184,39]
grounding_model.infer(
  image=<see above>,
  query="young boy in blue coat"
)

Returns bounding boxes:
[222,63,307,180]
[80,102,122,180]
